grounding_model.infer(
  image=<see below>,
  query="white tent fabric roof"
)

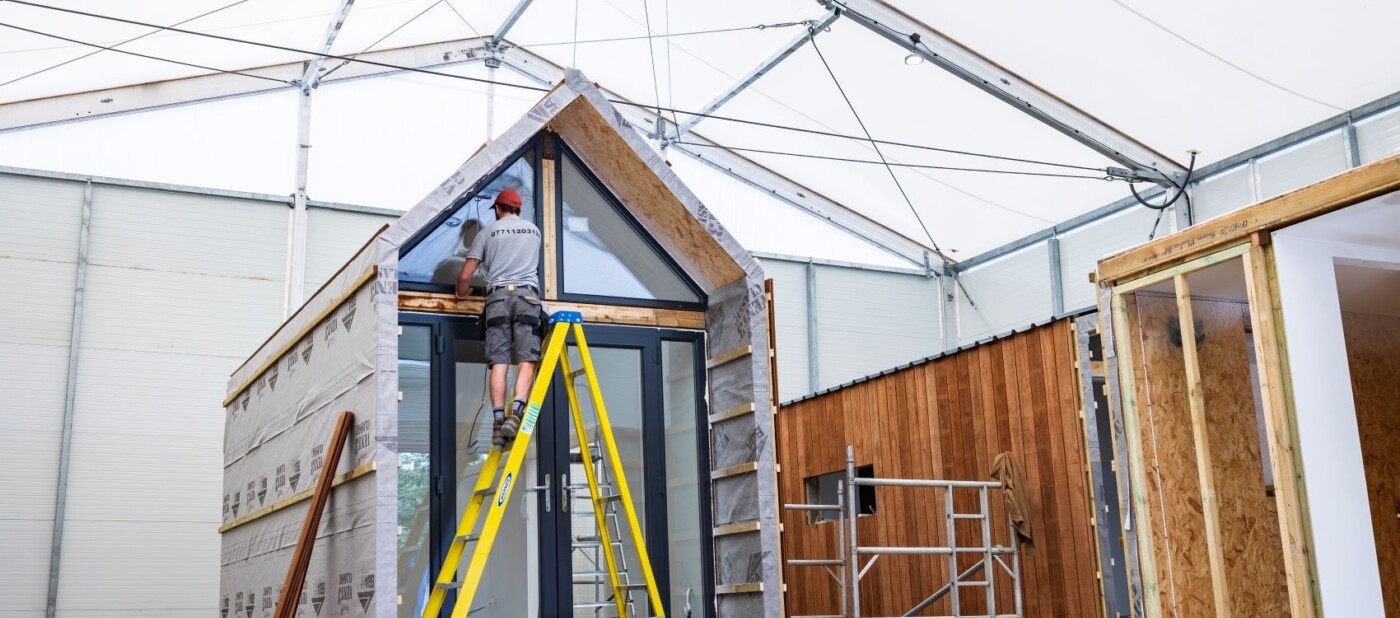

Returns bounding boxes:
[2,0,1397,261]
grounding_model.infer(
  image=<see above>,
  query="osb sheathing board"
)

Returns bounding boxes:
[777,320,1101,618]
[1123,294,1288,617]
[1341,311,1400,614]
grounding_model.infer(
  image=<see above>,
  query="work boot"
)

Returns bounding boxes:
[500,400,525,441]
[491,408,507,448]
[492,418,507,448]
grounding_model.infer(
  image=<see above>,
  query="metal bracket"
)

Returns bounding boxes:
[1106,166,1183,187]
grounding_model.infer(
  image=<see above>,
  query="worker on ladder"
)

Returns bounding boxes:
[455,188,543,447]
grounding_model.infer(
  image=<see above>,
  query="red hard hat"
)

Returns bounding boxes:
[494,189,523,208]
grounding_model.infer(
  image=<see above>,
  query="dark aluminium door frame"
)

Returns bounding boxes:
[399,311,713,618]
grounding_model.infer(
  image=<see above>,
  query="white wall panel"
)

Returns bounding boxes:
[0,174,84,262]
[1192,163,1255,223]
[0,519,54,614]
[0,258,76,347]
[1059,207,1162,311]
[0,428,60,520]
[756,258,810,400]
[88,186,288,280]
[0,342,69,434]
[813,264,939,390]
[64,430,222,523]
[958,243,1051,344]
[1358,106,1400,164]
[1257,130,1349,200]
[80,265,284,359]
[305,207,395,285]
[53,521,219,617]
[69,348,230,439]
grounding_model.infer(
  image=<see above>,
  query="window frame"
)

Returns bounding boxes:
[397,138,545,294]
[553,142,706,311]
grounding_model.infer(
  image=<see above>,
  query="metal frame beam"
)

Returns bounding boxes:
[287,0,357,315]
[497,45,942,270]
[670,10,840,141]
[0,31,942,271]
[0,36,494,133]
[45,179,92,618]
[489,0,535,47]
[821,0,1187,184]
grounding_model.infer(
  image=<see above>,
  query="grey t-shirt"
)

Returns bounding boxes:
[466,214,541,289]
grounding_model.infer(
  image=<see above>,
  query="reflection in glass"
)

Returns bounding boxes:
[397,326,432,618]
[400,150,537,285]
[560,153,699,303]
[662,340,704,616]
[566,345,648,616]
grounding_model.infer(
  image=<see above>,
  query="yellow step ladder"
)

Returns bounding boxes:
[421,311,666,618]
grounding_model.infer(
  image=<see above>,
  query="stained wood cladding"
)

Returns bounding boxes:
[1341,311,1400,614]
[1123,294,1288,617]
[776,319,1101,617]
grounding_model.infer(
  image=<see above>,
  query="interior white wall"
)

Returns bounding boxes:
[1272,194,1400,617]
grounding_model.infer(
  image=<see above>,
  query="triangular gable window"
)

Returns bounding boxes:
[558,148,701,306]
[399,148,537,286]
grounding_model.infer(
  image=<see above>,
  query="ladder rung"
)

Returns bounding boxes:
[454,534,480,543]
[952,513,985,519]
[619,583,649,590]
[436,581,462,590]
[568,368,587,379]
[600,494,623,503]
[572,602,615,609]
[956,580,991,587]
[474,486,495,496]
[572,540,624,548]
[794,615,846,618]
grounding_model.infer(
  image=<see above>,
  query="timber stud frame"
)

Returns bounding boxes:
[1094,152,1400,617]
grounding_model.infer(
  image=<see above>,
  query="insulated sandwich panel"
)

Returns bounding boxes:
[957,243,1052,344]
[755,258,810,400]
[811,264,939,390]
[1059,207,1162,312]
[86,185,288,280]
[0,173,84,262]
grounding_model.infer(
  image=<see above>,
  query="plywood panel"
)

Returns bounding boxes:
[1126,294,1289,617]
[1341,311,1400,615]
[777,319,1100,617]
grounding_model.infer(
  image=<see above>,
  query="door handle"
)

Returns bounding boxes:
[561,473,570,514]
[527,473,551,513]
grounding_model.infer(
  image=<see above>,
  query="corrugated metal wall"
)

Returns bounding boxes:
[0,171,394,618]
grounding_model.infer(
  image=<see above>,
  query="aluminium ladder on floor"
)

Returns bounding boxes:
[421,311,665,618]
[784,445,1024,618]
[569,442,642,616]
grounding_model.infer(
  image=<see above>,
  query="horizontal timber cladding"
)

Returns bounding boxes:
[776,319,1102,618]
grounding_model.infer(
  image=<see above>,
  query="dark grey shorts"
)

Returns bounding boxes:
[484,287,543,366]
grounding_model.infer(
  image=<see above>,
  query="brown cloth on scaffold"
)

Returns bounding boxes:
[991,452,1033,547]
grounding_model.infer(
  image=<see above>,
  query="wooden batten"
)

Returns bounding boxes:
[1098,153,1400,284]
[1242,241,1317,617]
[397,291,704,329]
[1174,275,1232,617]
[541,155,559,298]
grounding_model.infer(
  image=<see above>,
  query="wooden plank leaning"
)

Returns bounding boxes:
[274,411,355,618]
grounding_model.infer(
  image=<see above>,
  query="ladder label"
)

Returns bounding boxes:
[496,472,513,507]
[520,402,542,435]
